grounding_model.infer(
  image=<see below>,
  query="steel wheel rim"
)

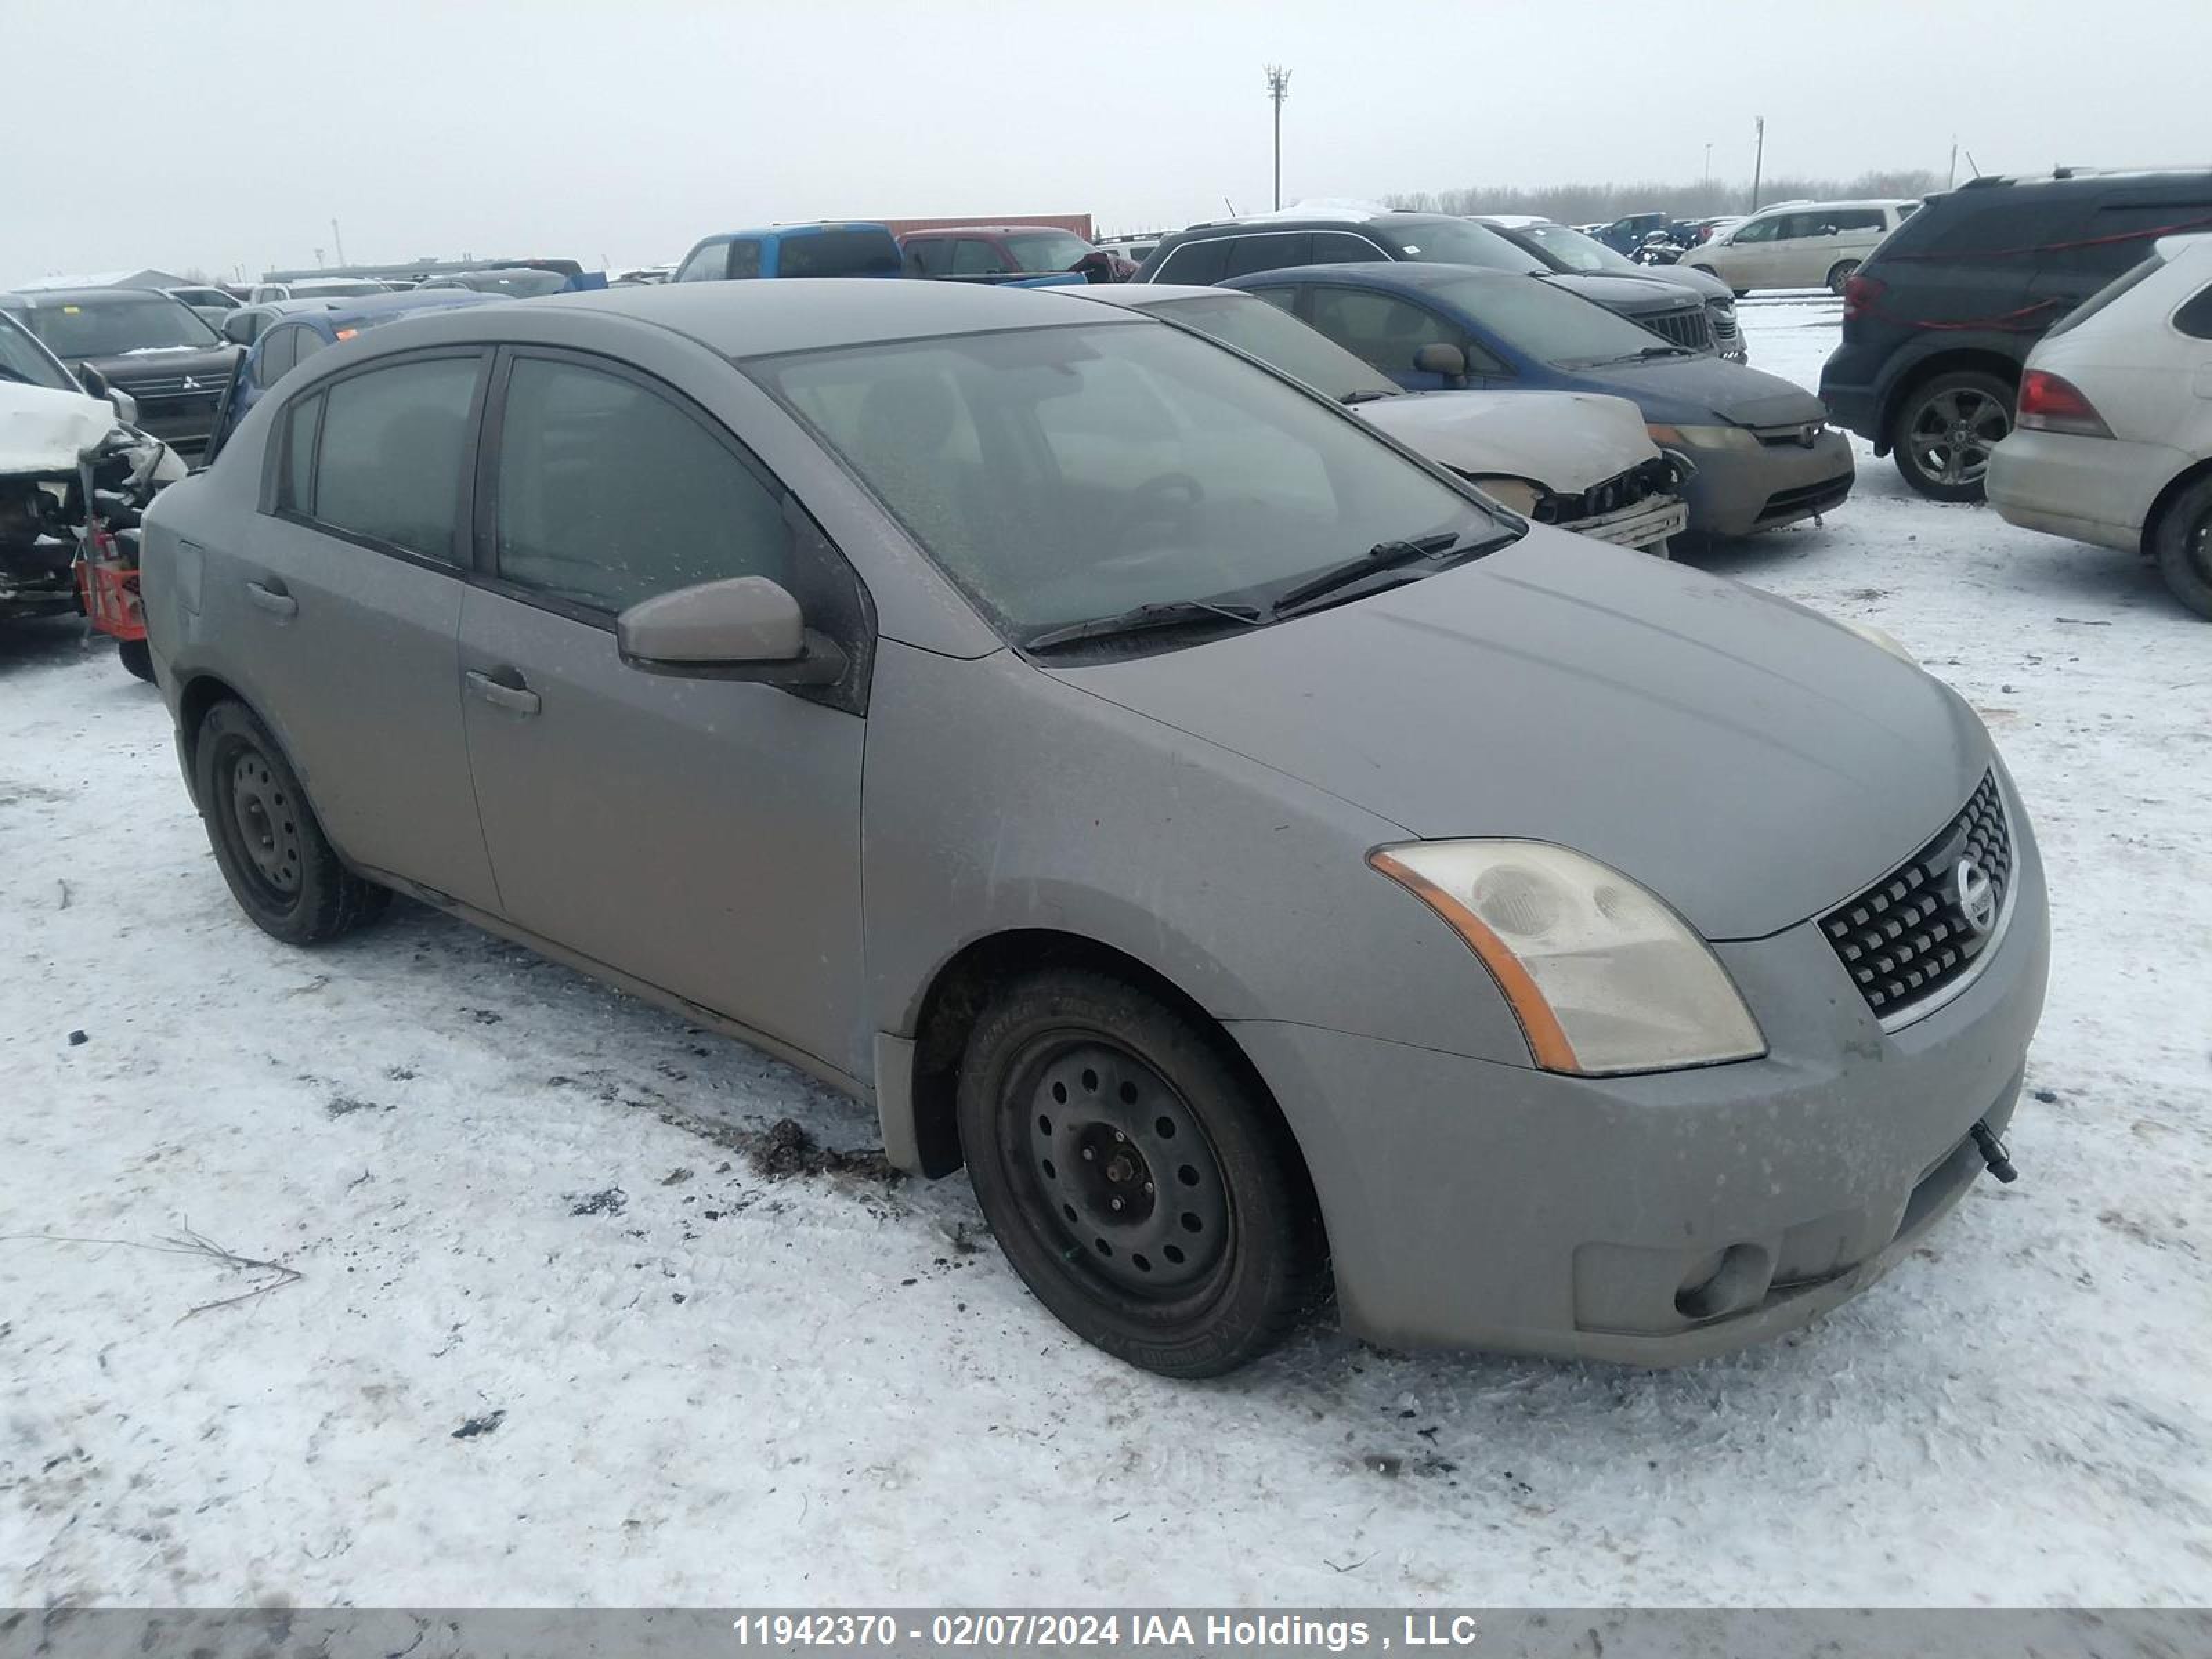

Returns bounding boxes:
[1016,1038,1230,1298]
[225,745,303,901]
[2188,509,2212,584]
[1909,387,2009,485]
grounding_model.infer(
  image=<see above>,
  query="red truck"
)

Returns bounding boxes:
[889,219,1134,283]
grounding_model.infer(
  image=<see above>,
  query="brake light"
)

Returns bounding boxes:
[1841,270,1884,322]
[2016,369,2112,438]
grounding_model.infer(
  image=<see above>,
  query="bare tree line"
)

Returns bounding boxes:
[1385,168,1947,225]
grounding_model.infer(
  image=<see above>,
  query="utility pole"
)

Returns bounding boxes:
[331,218,346,267]
[1264,65,1291,212]
[1703,142,1713,188]
[1750,116,1765,210]
[1947,137,1959,188]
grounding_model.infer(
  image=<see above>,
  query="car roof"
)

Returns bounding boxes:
[267,291,500,333]
[1743,198,1915,214]
[697,221,894,242]
[1058,284,1237,310]
[1228,262,1516,294]
[371,276,1143,359]
[899,225,1087,239]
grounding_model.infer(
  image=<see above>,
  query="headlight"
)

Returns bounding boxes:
[1834,616,1916,664]
[1369,841,1765,1075]
[1461,476,1543,517]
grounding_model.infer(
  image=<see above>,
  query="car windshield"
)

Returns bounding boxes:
[436,270,565,297]
[1143,294,1399,403]
[1425,272,1679,366]
[1385,218,1545,272]
[1515,223,1639,274]
[18,294,220,356]
[0,312,79,391]
[291,282,391,297]
[1003,232,1098,272]
[751,320,1494,642]
[780,232,902,278]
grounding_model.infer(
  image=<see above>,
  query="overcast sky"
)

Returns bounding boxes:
[10,0,2208,282]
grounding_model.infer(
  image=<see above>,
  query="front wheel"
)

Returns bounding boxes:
[2153,476,2212,620]
[1892,369,2015,502]
[115,637,154,682]
[956,968,1326,1377]
[1826,259,1860,294]
[193,699,390,945]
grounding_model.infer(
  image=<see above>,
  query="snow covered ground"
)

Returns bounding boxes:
[4,294,2209,1609]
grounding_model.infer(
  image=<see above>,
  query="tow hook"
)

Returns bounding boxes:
[1969,1119,2018,1184]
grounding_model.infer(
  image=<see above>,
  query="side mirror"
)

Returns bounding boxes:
[616,574,847,686]
[1413,341,1468,384]
[77,363,111,399]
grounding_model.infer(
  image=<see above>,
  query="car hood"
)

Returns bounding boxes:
[77,344,240,386]
[1577,355,1827,429]
[1042,531,1987,939]
[1540,271,1705,318]
[0,381,122,476]
[1355,391,1658,491]
[1624,262,1735,304]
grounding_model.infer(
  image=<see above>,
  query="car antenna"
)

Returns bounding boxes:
[1223,196,1238,217]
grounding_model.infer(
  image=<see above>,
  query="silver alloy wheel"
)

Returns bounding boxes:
[1907,385,2009,487]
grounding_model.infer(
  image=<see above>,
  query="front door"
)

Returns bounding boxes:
[227,351,500,912]
[456,349,869,1076]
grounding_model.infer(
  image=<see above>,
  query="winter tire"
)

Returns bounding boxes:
[1826,259,1859,294]
[194,699,389,945]
[956,968,1326,1377]
[1893,369,2014,502]
[2154,476,2212,621]
[116,638,154,682]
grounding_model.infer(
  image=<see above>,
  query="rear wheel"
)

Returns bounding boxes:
[955,968,1325,1377]
[1892,369,2014,502]
[115,638,153,682]
[193,700,389,944]
[2153,476,2212,620]
[1826,259,1860,294]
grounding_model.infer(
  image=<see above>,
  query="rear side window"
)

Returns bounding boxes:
[277,395,321,514]
[311,356,480,562]
[903,239,951,277]
[1313,231,1386,263]
[1152,238,1232,285]
[492,356,793,613]
[1826,209,1888,234]
[256,326,301,387]
[2175,280,2212,340]
[1223,232,1312,278]
[780,230,901,278]
[727,239,762,279]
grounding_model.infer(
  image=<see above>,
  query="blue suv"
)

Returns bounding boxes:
[671,223,904,283]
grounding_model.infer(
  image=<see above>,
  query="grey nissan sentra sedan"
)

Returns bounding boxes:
[139,280,2048,1378]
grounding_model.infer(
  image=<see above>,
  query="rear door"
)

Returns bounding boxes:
[455,348,870,1074]
[227,353,499,910]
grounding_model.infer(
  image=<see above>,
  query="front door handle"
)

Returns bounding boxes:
[245,577,297,619]
[465,666,541,717]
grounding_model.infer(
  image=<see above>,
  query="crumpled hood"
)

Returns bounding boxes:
[1356,390,1659,492]
[0,382,121,476]
[1045,531,1988,939]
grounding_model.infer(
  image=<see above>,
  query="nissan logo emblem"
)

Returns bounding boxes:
[1955,856,1998,937]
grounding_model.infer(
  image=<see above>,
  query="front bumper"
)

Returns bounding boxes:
[1559,493,1688,552]
[1987,429,2181,554]
[1668,424,1855,538]
[1228,786,2049,1365]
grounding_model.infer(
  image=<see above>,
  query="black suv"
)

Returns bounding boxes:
[1137,212,1721,355]
[1821,168,2212,500]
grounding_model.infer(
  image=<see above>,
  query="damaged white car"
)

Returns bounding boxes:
[1,308,184,657]
[1063,283,1689,554]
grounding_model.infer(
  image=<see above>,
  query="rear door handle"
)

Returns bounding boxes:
[245,577,297,619]
[465,667,541,717]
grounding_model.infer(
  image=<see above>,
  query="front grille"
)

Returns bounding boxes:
[112,368,223,400]
[1640,306,1715,353]
[1756,475,1853,525]
[1820,773,2013,1021]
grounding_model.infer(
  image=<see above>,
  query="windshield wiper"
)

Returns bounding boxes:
[1270,528,1515,618]
[1614,344,1695,362]
[1023,598,1264,653]
[1340,388,1396,404]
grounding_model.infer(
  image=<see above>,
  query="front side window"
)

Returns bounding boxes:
[493,356,791,613]
[778,231,902,278]
[949,239,1006,276]
[675,242,727,283]
[1417,271,1669,366]
[1307,288,1466,377]
[753,321,1490,641]
[312,355,480,562]
[1002,232,1096,272]
[1730,216,1783,244]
